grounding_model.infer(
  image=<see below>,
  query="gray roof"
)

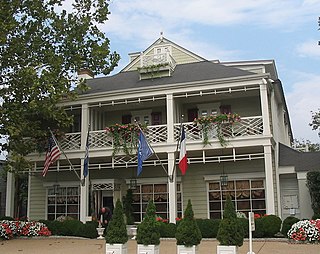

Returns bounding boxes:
[84,61,255,95]
[279,143,320,172]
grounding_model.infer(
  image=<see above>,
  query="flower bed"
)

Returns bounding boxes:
[0,220,51,240]
[288,219,320,243]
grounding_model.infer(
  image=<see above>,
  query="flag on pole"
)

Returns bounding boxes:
[42,134,62,177]
[179,125,188,175]
[137,130,153,176]
[83,130,90,178]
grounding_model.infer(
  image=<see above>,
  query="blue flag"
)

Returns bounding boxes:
[137,131,153,176]
[83,131,89,178]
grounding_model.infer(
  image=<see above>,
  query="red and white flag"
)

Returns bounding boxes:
[179,125,188,175]
[42,135,62,177]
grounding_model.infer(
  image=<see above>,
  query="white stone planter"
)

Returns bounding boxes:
[216,245,238,254]
[96,227,105,239]
[106,243,128,254]
[177,245,198,254]
[137,244,160,254]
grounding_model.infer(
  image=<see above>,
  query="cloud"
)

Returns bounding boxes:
[286,73,320,142]
[296,40,320,58]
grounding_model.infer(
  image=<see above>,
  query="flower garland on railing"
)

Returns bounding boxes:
[0,220,51,240]
[105,123,147,156]
[193,113,241,147]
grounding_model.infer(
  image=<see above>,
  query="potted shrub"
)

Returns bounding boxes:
[136,200,160,254]
[175,199,202,254]
[105,199,129,254]
[216,195,244,254]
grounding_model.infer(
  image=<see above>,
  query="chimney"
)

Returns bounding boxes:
[78,69,94,80]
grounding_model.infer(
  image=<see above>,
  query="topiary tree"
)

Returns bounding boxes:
[105,199,128,244]
[175,199,202,247]
[307,171,320,215]
[217,195,244,246]
[136,200,160,246]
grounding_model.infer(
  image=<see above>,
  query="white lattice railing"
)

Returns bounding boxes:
[140,52,176,69]
[59,116,263,151]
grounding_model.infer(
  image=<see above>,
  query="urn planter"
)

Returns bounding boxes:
[177,245,198,254]
[106,243,128,254]
[137,244,160,254]
[96,226,105,239]
[216,245,238,254]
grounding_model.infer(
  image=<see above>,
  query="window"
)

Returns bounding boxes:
[47,186,80,220]
[208,179,266,219]
[132,183,182,222]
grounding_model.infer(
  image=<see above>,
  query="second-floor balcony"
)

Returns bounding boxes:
[60,116,263,152]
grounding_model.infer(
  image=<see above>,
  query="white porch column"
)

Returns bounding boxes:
[5,171,15,217]
[297,172,313,219]
[80,103,89,223]
[168,152,177,223]
[264,145,275,214]
[260,80,271,135]
[166,94,175,143]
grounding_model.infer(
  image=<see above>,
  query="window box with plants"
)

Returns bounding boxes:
[136,200,160,254]
[175,199,202,254]
[105,199,129,254]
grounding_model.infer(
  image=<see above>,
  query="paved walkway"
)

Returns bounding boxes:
[0,237,319,254]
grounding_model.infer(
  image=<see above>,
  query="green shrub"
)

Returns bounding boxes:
[158,222,176,238]
[136,200,160,245]
[252,217,264,238]
[77,221,99,238]
[217,196,244,246]
[196,219,220,238]
[61,219,83,236]
[312,213,320,220]
[281,216,300,236]
[261,215,282,237]
[123,189,135,225]
[307,171,320,215]
[0,216,14,221]
[238,218,249,238]
[105,199,128,244]
[175,200,202,247]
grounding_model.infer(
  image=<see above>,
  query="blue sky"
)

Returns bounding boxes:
[98,0,320,143]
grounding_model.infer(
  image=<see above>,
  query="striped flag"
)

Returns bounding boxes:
[42,134,62,177]
[179,125,188,175]
[83,130,89,178]
[137,131,153,176]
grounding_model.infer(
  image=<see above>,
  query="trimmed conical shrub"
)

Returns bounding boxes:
[217,195,244,247]
[175,199,202,247]
[136,200,160,245]
[105,199,128,244]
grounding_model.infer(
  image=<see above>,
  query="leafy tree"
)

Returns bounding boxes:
[123,189,135,225]
[292,138,320,152]
[175,199,202,247]
[0,0,120,172]
[310,109,320,137]
[307,171,320,216]
[105,199,128,244]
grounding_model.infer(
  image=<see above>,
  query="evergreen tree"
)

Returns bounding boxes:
[217,195,244,247]
[175,199,202,247]
[105,199,128,244]
[136,200,160,245]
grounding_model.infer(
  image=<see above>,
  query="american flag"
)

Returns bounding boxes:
[42,135,62,177]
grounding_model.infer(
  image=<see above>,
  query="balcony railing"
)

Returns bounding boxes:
[59,116,263,151]
[140,52,176,70]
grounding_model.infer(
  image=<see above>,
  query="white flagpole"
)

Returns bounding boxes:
[48,128,82,184]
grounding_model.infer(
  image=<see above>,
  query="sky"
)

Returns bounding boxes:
[98,0,320,143]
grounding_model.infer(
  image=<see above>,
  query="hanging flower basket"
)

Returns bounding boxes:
[193,113,241,147]
[106,123,147,156]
